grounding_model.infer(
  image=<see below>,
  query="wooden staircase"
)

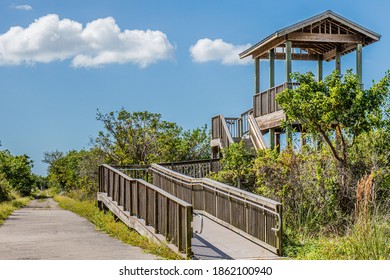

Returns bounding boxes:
[211,109,267,157]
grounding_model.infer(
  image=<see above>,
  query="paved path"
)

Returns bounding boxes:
[0,198,158,260]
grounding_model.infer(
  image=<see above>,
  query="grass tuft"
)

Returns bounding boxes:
[287,214,390,260]
[0,196,30,225]
[54,195,182,260]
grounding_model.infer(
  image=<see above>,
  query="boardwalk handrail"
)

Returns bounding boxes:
[149,163,282,255]
[253,82,300,117]
[211,115,235,148]
[98,164,193,257]
[248,114,267,150]
[212,109,253,149]
[159,158,221,178]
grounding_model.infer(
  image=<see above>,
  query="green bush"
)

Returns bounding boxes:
[209,141,255,191]
[0,150,35,196]
[254,147,344,236]
[0,173,12,202]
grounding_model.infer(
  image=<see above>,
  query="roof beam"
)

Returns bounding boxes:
[287,32,363,44]
[258,52,321,61]
[250,36,286,59]
[323,44,357,61]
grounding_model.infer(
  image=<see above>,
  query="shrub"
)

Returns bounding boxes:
[209,141,256,191]
[0,173,12,202]
[254,147,344,236]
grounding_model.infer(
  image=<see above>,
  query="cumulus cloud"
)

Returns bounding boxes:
[11,4,33,11]
[0,14,174,68]
[189,38,251,65]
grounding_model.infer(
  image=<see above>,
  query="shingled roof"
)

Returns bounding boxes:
[239,10,380,62]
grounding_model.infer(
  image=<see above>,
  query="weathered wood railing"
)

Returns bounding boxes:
[211,115,235,148]
[148,163,282,255]
[253,82,300,117]
[211,108,253,149]
[98,164,193,256]
[110,164,151,182]
[159,158,221,178]
[248,114,267,150]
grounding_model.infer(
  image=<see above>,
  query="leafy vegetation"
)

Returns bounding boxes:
[95,109,210,164]
[0,148,37,201]
[212,70,390,259]
[209,141,255,191]
[45,109,210,199]
[54,195,182,259]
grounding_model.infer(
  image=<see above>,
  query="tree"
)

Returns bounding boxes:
[94,109,210,164]
[276,70,390,211]
[0,149,35,196]
[210,141,255,190]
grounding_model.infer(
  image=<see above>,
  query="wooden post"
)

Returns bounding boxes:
[185,206,193,257]
[285,41,292,83]
[177,204,182,251]
[269,49,275,88]
[276,204,282,255]
[255,57,260,94]
[275,132,281,152]
[285,41,293,147]
[153,191,158,233]
[335,45,341,73]
[269,128,275,150]
[356,43,363,84]
[317,56,323,81]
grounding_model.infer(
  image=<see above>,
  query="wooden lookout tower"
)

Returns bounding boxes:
[211,10,380,156]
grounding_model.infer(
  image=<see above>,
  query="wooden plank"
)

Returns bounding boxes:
[251,36,286,59]
[288,32,363,43]
[259,52,320,61]
[323,43,356,61]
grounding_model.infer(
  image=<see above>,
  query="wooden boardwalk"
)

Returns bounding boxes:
[192,213,278,260]
[98,163,282,259]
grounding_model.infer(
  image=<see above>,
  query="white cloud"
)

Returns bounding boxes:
[0,14,174,68]
[189,38,251,65]
[12,5,33,11]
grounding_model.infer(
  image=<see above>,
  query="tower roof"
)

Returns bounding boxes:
[239,10,380,61]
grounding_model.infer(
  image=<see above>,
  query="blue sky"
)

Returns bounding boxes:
[1,0,390,175]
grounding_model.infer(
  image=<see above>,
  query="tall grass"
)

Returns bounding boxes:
[291,214,390,260]
[54,195,182,260]
[0,196,30,225]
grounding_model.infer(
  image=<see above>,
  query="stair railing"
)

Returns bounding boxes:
[248,114,267,150]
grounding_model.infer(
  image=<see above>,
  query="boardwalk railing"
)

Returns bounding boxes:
[248,114,267,150]
[98,164,193,257]
[159,158,221,178]
[211,115,235,148]
[148,163,282,255]
[253,82,300,117]
[211,109,253,149]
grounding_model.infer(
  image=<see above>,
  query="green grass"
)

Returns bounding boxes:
[284,214,390,260]
[54,195,182,260]
[0,196,30,225]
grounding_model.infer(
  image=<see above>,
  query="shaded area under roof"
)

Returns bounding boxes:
[239,10,380,62]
